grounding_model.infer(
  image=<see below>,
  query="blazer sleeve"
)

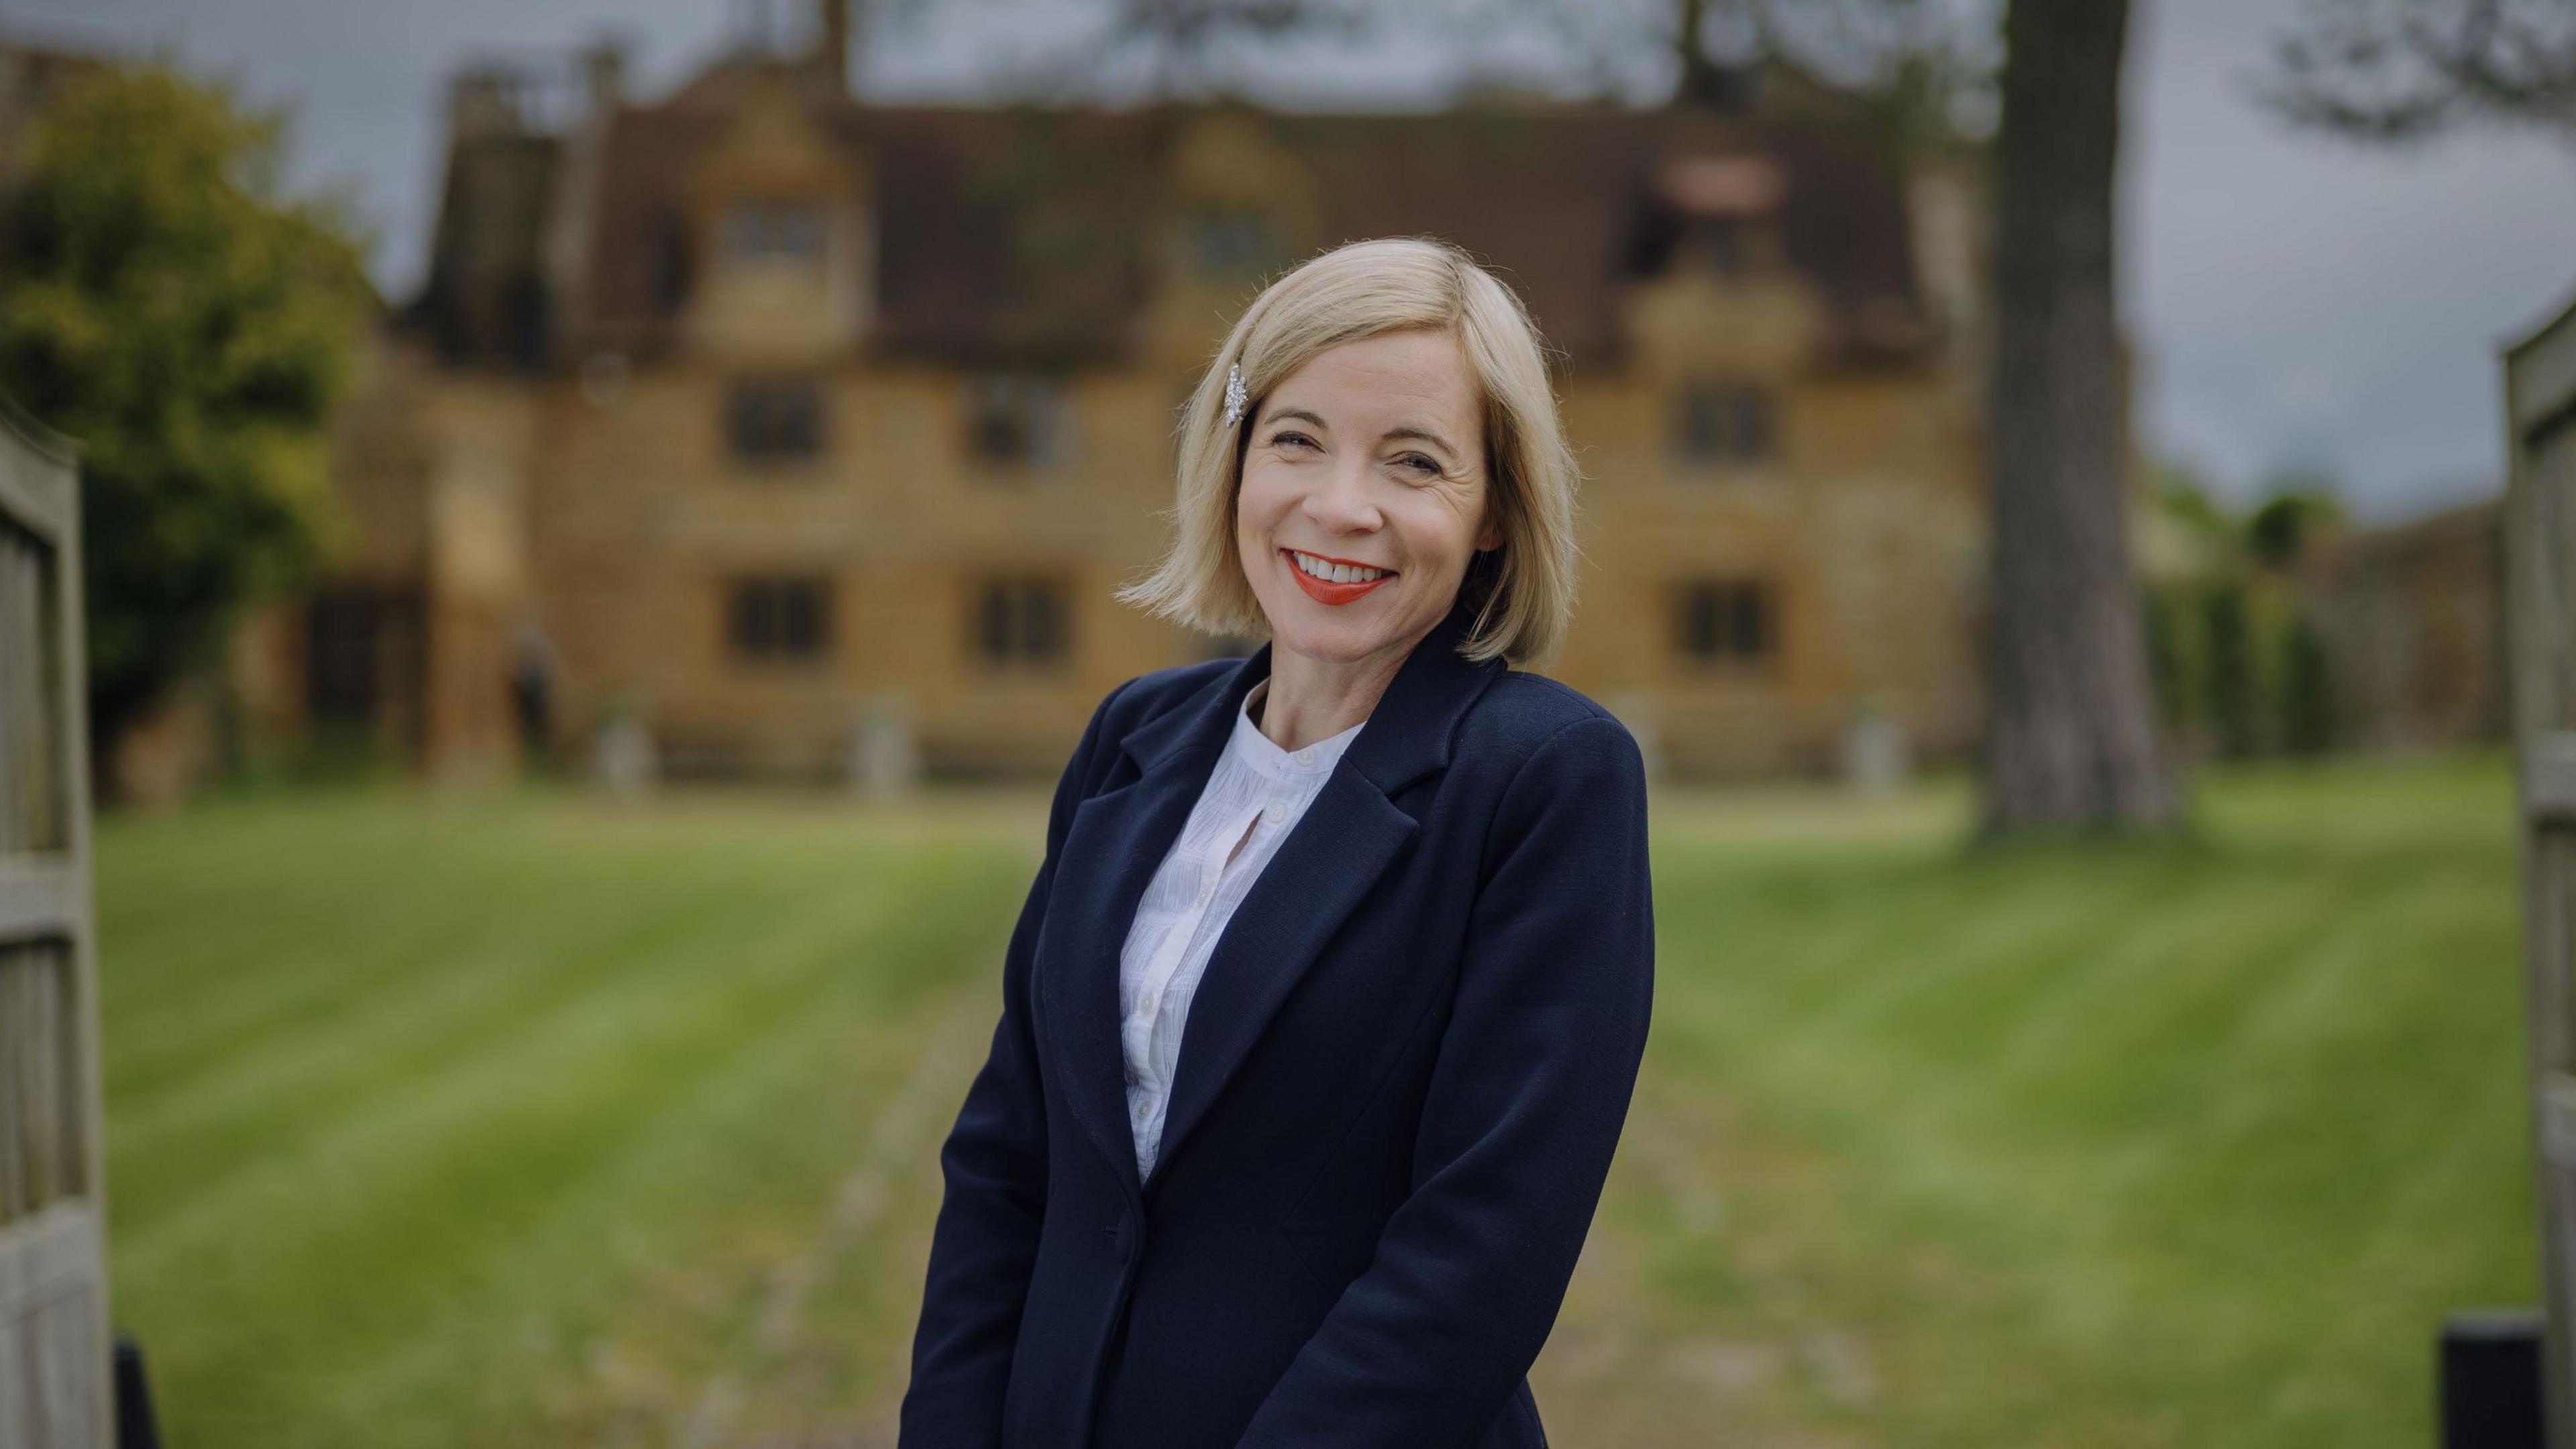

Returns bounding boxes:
[1234,712,1656,1449]
[898,678,1132,1448]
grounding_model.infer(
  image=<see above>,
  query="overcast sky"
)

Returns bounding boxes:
[6,0,2571,523]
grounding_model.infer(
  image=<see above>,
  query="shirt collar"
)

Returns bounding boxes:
[1229,678,1364,785]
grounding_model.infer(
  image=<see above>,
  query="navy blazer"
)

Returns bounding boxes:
[899,596,1655,1448]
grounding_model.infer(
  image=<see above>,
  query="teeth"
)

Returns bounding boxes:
[1292,551,1388,584]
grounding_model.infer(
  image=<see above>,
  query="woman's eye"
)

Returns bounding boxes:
[1270,431,1318,451]
[1396,453,1442,476]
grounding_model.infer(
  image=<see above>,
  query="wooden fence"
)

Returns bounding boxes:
[0,401,107,1448]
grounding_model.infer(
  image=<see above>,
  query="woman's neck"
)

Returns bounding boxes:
[1257,633,1419,753]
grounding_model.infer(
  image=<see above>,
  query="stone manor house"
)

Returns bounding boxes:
[242,7,1993,785]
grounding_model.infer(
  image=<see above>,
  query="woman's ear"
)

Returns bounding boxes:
[1474,484,1505,554]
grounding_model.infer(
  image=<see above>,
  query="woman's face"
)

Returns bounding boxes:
[1234,327,1503,676]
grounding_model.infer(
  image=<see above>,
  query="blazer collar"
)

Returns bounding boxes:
[1038,594,1506,1201]
[1117,590,1501,800]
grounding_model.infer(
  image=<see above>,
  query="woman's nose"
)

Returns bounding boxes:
[1304,458,1381,531]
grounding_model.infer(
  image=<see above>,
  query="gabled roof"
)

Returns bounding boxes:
[408,126,566,370]
[434,60,1939,374]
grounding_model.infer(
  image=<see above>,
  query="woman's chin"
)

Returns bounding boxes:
[1268,612,1410,667]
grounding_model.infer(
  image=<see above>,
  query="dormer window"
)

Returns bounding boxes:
[720,200,827,266]
[1652,156,1784,282]
[1658,156,1785,217]
[676,106,871,355]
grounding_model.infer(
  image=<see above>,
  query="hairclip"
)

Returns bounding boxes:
[1222,363,1248,429]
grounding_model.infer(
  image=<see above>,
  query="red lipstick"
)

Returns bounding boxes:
[1282,547,1395,606]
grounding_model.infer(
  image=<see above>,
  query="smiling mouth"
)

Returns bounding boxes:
[1282,547,1396,604]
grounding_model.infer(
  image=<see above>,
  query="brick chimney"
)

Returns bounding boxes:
[582,36,627,119]
[811,0,851,94]
[446,65,527,144]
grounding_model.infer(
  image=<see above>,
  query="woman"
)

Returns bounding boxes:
[899,236,1654,1449]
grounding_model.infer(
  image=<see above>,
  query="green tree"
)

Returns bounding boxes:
[2155,466,2237,550]
[2243,470,2346,570]
[0,64,374,793]
[2279,610,2334,756]
[2202,582,2260,761]
[2143,582,2196,734]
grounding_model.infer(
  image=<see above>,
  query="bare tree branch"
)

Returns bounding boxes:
[952,0,1380,103]
[1446,0,1998,150]
[2255,0,2576,146]
[929,0,1998,138]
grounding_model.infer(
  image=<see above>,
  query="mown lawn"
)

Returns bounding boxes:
[93,755,2532,1447]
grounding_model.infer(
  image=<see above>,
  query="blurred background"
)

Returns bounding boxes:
[0,0,2569,1444]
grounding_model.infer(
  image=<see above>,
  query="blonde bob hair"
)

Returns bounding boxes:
[1115,236,1582,667]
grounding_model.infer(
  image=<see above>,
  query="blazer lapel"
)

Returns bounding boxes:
[1145,598,1504,1193]
[1037,652,1256,1200]
[1039,598,1507,1199]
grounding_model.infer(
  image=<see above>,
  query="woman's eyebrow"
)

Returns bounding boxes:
[1263,407,1330,430]
[1384,425,1457,455]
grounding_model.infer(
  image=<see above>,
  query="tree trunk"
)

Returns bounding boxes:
[1980,0,2179,836]
[1673,0,1735,107]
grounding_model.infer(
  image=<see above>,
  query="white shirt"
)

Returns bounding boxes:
[1116,676,1365,1181]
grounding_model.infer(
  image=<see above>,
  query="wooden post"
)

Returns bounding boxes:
[2506,284,2576,1448]
[0,399,109,1448]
